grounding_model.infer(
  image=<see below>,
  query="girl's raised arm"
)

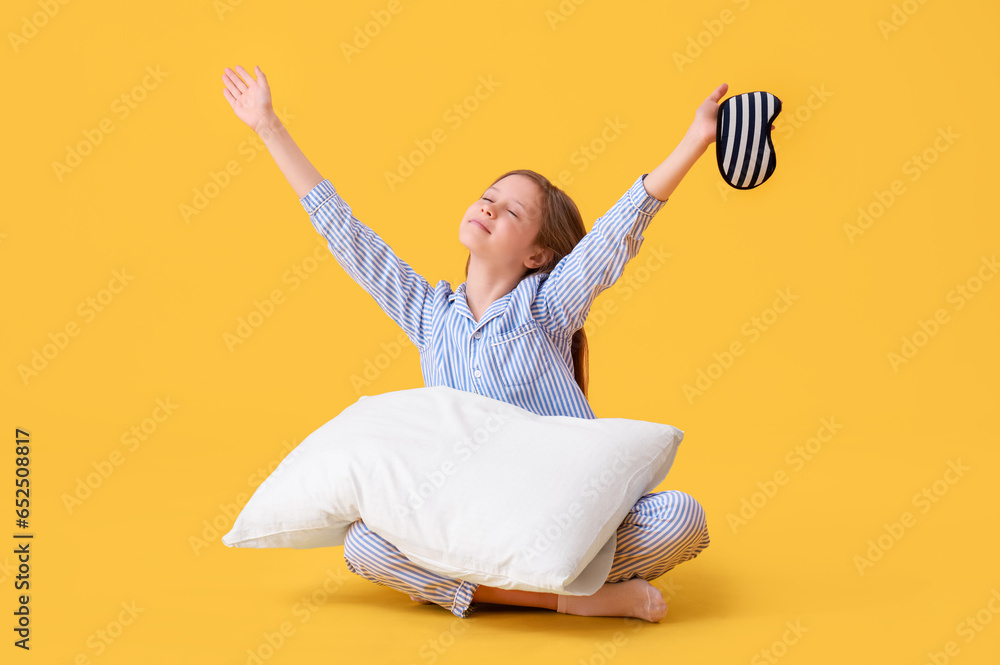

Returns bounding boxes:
[642,83,727,201]
[222,65,434,350]
[535,84,727,334]
[222,65,323,198]
[298,183,435,351]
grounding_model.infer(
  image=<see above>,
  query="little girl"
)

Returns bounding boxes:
[223,65,727,623]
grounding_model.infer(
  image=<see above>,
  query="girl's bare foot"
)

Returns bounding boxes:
[556,578,668,622]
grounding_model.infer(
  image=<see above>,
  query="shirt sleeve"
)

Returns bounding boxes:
[535,173,668,334]
[299,179,433,351]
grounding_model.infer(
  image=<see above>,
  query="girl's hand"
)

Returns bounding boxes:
[222,65,274,134]
[686,83,729,150]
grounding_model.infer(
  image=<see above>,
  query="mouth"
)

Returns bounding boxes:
[470,219,491,234]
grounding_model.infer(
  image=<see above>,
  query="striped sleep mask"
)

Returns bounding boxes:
[716,91,782,190]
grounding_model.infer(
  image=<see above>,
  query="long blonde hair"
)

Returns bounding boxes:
[464,169,590,398]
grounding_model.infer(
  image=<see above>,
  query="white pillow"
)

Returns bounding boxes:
[222,386,683,595]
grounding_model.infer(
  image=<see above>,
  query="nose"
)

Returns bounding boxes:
[480,203,493,217]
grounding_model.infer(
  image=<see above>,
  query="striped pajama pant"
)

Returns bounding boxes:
[342,490,710,618]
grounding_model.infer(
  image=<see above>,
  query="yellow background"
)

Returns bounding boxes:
[3,0,998,662]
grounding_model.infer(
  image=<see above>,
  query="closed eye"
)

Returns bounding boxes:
[481,197,517,218]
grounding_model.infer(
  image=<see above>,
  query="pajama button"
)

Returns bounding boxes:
[474,330,482,339]
[473,369,482,377]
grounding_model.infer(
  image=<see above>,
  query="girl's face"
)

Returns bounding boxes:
[459,174,552,273]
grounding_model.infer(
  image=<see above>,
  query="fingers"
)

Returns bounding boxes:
[231,65,252,92]
[708,82,728,102]
[255,65,267,85]
[222,69,243,98]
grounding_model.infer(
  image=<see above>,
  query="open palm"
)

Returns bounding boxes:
[222,65,273,133]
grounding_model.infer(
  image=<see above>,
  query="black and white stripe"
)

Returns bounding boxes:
[716,90,782,189]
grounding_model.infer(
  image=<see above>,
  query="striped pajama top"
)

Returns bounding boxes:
[299,173,668,419]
